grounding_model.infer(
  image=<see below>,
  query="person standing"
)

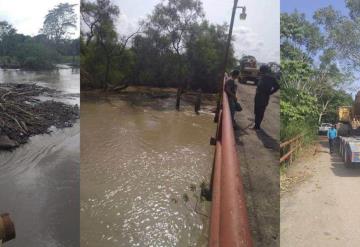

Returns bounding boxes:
[253,64,280,130]
[224,70,240,128]
[327,125,337,153]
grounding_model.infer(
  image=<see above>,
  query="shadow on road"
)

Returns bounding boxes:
[317,138,360,177]
[256,129,279,151]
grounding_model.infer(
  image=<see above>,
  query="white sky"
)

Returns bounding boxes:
[0,0,80,37]
[114,0,280,63]
[0,0,279,62]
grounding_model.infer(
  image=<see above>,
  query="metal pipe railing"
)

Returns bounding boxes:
[209,76,253,247]
[0,213,15,245]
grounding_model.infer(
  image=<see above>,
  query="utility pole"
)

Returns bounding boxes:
[222,0,239,78]
[215,0,246,122]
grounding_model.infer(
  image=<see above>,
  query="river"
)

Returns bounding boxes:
[80,93,214,247]
[0,67,80,246]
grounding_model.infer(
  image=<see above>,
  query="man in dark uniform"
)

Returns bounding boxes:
[224,70,240,128]
[253,64,279,130]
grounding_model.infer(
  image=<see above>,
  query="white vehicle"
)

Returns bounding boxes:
[318,123,332,135]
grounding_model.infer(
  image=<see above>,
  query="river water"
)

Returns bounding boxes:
[0,67,80,246]
[81,93,214,247]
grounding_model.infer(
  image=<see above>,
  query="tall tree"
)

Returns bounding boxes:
[41,3,78,43]
[314,4,360,70]
[144,0,204,87]
[280,9,355,135]
[81,0,140,87]
[0,21,17,56]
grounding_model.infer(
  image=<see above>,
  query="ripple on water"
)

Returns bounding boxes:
[81,98,213,247]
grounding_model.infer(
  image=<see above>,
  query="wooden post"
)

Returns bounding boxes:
[195,89,202,114]
[176,87,182,110]
[289,142,293,166]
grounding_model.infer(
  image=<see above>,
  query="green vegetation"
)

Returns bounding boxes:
[80,0,236,92]
[281,1,357,142]
[0,3,79,70]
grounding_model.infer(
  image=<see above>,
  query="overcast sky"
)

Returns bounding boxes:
[0,0,80,37]
[114,0,280,63]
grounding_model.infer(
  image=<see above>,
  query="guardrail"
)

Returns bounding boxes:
[0,213,15,245]
[280,135,303,164]
[209,76,253,247]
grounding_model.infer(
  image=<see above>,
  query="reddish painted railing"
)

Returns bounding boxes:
[0,213,15,244]
[209,76,253,247]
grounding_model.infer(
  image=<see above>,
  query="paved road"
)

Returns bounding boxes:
[235,82,280,246]
[281,138,360,246]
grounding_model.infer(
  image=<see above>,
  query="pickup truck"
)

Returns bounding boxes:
[318,123,332,135]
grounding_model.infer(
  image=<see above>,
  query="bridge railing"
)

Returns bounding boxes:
[209,76,253,247]
[280,134,303,164]
[0,213,15,245]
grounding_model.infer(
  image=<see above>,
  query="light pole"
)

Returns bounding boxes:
[222,1,246,77]
[215,0,247,122]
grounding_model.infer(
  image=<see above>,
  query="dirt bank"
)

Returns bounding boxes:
[0,83,79,150]
[81,86,218,112]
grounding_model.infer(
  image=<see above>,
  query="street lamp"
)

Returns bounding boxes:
[238,6,247,20]
[216,0,247,122]
[222,1,247,84]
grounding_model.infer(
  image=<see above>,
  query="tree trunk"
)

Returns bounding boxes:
[318,113,323,125]
[104,55,111,89]
[318,100,331,124]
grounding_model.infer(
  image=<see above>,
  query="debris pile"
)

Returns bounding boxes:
[0,83,79,150]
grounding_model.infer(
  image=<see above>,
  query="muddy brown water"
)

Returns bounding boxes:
[81,93,214,247]
[0,67,80,246]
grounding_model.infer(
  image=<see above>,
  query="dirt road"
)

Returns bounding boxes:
[235,82,280,246]
[281,138,360,246]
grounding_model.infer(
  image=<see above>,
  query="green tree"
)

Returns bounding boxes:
[80,0,237,93]
[314,4,360,70]
[186,21,235,91]
[81,0,140,88]
[280,9,355,141]
[144,0,204,87]
[41,3,78,43]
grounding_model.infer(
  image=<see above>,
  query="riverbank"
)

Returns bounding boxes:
[0,56,80,70]
[82,86,218,112]
[0,83,79,150]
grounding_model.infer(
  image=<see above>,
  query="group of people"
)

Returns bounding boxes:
[224,64,280,131]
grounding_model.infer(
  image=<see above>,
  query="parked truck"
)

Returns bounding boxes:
[337,91,360,167]
[238,55,260,85]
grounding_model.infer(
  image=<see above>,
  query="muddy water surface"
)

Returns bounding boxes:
[0,65,80,94]
[81,94,214,247]
[0,68,80,246]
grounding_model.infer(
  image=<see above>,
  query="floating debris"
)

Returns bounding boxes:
[0,83,79,150]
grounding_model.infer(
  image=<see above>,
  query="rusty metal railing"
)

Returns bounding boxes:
[0,213,15,245]
[209,76,253,247]
[280,134,303,164]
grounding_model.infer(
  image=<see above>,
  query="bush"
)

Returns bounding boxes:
[281,120,317,145]
[281,87,319,143]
